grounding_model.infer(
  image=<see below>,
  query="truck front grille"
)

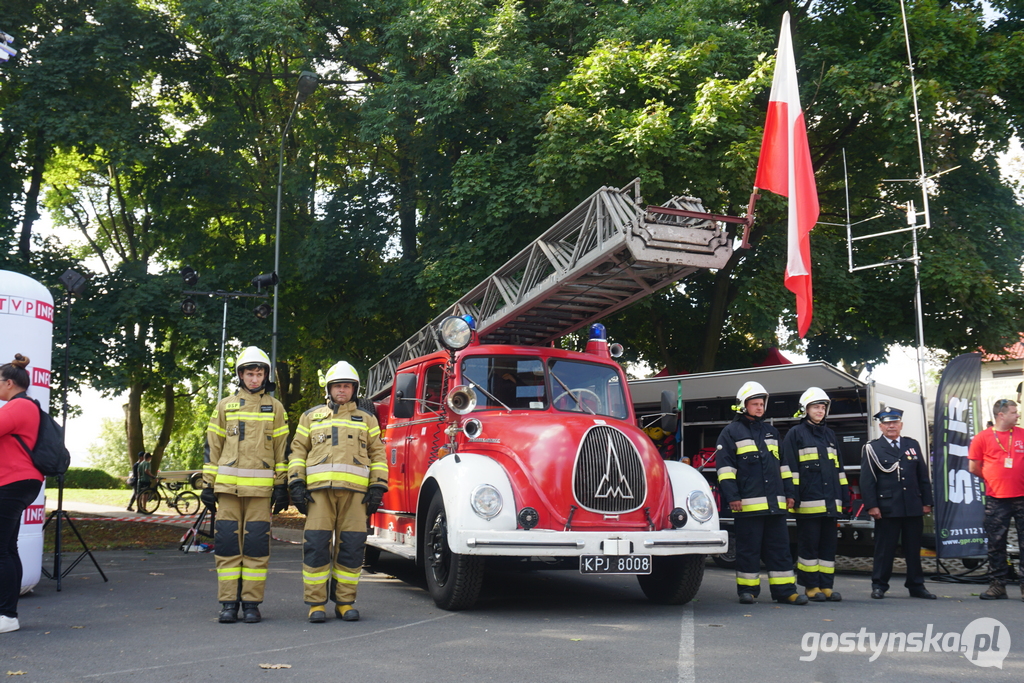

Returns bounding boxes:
[572,426,646,513]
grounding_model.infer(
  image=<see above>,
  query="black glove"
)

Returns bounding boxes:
[289,481,313,515]
[362,485,386,515]
[271,485,289,514]
[200,487,217,513]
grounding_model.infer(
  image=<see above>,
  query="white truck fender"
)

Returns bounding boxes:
[663,460,721,530]
[422,452,519,536]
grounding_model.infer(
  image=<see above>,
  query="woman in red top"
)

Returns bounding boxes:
[0,355,42,634]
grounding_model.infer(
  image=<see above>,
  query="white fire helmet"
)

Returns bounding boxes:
[235,346,271,382]
[320,361,360,400]
[735,381,768,413]
[798,386,831,418]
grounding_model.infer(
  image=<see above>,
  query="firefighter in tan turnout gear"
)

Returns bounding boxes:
[201,346,290,624]
[288,361,388,623]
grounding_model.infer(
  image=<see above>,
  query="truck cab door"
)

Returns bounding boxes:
[405,363,447,510]
[383,371,418,514]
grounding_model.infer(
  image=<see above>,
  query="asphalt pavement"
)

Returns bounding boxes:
[5,503,1020,683]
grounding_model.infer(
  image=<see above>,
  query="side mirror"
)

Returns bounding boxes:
[393,373,417,419]
[660,390,678,434]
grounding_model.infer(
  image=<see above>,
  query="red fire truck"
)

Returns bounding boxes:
[364,181,747,609]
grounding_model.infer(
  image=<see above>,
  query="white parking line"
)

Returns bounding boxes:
[678,602,695,683]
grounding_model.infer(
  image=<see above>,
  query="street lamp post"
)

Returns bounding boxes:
[271,70,319,393]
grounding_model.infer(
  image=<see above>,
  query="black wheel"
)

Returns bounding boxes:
[712,530,736,569]
[961,557,983,570]
[637,555,706,605]
[173,491,200,516]
[363,545,382,568]
[189,472,204,490]
[423,491,484,610]
[137,489,161,514]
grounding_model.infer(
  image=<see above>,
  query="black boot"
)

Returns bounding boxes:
[242,602,262,623]
[218,602,239,623]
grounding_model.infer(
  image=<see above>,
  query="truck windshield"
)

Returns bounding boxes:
[460,356,548,410]
[548,359,628,419]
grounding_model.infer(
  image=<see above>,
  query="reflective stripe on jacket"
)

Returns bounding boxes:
[782,418,849,517]
[716,414,791,516]
[288,400,388,494]
[203,388,289,496]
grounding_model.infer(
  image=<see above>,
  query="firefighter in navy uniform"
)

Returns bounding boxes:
[716,381,806,605]
[288,361,388,623]
[860,407,936,600]
[783,387,850,602]
[201,346,290,623]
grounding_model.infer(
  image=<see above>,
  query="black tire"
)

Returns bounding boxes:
[189,472,204,490]
[961,557,983,570]
[173,491,201,516]
[637,555,705,605]
[137,489,161,515]
[423,491,484,610]
[712,530,737,569]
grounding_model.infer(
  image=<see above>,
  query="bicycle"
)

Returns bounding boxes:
[137,478,201,516]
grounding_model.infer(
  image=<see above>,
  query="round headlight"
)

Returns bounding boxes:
[437,316,473,351]
[687,490,714,523]
[470,484,503,519]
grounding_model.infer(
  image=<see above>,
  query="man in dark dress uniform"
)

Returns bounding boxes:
[860,407,936,600]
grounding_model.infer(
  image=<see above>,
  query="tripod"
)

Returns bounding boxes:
[41,273,107,590]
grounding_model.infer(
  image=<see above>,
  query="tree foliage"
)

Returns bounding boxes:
[0,0,1021,466]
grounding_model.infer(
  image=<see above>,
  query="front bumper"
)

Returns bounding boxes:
[454,527,729,557]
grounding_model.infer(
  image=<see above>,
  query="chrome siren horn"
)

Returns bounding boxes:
[447,385,478,415]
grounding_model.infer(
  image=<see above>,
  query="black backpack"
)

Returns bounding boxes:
[13,396,71,477]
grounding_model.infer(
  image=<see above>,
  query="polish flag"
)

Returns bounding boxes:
[755,11,819,338]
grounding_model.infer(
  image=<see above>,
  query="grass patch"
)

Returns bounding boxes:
[55,489,133,507]
[44,517,184,552]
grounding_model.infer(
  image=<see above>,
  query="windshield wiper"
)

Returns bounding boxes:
[463,377,512,413]
[549,371,596,415]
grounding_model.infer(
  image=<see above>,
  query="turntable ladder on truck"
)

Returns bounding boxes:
[366,179,752,399]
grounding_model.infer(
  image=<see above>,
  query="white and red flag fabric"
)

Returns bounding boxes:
[755,11,819,338]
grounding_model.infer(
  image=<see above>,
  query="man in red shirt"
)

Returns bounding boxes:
[968,399,1024,600]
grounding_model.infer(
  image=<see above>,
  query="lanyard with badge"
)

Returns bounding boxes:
[993,428,1014,469]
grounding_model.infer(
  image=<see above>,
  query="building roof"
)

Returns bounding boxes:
[982,334,1024,362]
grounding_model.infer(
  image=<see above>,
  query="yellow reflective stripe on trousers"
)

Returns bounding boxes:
[217,568,242,580]
[818,560,835,574]
[736,572,760,586]
[332,568,361,584]
[303,568,330,585]
[768,571,796,585]
[797,557,820,573]
[241,568,267,581]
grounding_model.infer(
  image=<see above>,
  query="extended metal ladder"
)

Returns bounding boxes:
[366,179,747,398]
